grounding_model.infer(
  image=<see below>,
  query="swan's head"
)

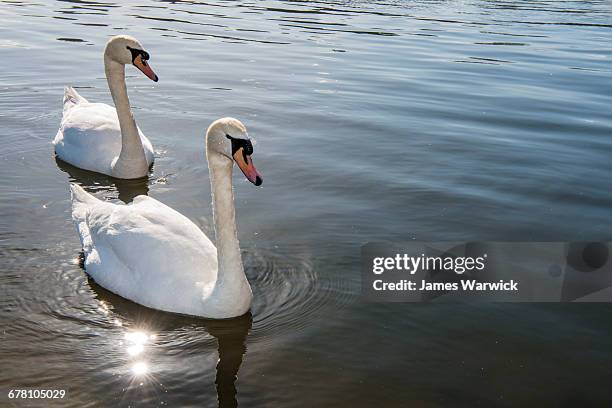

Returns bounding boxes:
[206,118,263,186]
[104,35,158,82]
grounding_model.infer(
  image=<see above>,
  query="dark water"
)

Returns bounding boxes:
[1,0,612,406]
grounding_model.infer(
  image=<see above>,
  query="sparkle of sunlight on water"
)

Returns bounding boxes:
[1,0,612,407]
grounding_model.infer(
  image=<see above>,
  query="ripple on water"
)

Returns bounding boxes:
[245,250,349,344]
[1,241,350,350]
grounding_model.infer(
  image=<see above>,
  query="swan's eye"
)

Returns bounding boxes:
[126,46,150,64]
[244,141,253,155]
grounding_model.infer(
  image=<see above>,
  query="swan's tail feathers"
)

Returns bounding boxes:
[63,86,88,112]
[70,184,97,256]
[70,184,98,221]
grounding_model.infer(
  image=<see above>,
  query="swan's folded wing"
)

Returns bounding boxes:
[58,103,121,147]
[55,102,154,172]
[82,196,217,312]
[54,103,124,174]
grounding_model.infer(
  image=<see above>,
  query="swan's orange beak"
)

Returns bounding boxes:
[233,148,262,186]
[133,54,158,82]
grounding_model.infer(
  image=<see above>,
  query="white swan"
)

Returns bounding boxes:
[54,35,158,179]
[70,118,263,319]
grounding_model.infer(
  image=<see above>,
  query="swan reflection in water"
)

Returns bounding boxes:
[89,275,252,408]
[55,156,150,203]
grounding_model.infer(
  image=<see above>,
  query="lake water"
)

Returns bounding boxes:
[1,0,612,406]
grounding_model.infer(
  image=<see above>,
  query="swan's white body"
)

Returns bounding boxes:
[54,88,154,176]
[70,185,252,318]
[53,35,157,179]
[70,118,260,319]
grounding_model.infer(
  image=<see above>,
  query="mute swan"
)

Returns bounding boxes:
[54,35,158,179]
[70,118,263,319]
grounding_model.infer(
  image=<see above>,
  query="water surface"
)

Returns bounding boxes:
[1,0,612,406]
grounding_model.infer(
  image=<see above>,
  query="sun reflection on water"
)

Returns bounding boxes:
[124,330,156,379]
[131,361,148,376]
[127,343,144,357]
[125,331,150,345]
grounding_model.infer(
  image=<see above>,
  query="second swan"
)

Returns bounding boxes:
[54,35,158,179]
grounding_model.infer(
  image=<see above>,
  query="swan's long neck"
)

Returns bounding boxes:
[208,152,247,290]
[105,56,148,178]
